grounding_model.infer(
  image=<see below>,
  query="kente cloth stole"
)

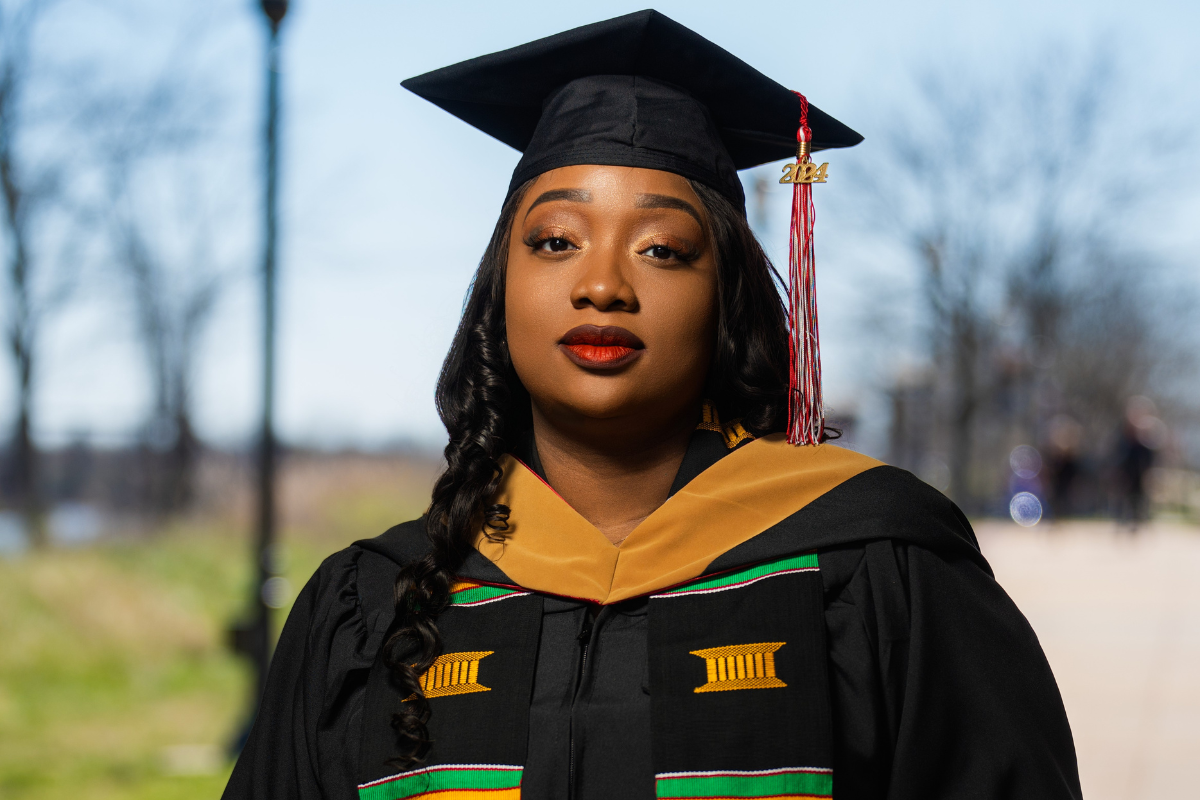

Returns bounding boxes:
[357,553,833,799]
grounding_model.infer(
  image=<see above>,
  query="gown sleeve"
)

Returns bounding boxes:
[222,545,390,800]
[822,540,1082,800]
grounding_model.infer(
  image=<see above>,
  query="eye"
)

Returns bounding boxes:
[641,242,696,262]
[536,237,576,253]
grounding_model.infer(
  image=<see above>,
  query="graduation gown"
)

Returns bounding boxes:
[222,429,1081,800]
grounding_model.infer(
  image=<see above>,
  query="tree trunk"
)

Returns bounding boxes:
[947,315,978,511]
[165,409,199,513]
[11,351,44,546]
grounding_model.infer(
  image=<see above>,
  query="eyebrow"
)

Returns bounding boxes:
[524,188,592,219]
[635,193,703,226]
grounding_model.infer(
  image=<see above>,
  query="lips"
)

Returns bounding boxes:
[559,325,645,369]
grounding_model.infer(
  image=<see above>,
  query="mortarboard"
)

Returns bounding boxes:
[403,9,862,444]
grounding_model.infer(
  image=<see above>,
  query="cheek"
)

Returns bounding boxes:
[504,256,566,379]
[643,269,719,375]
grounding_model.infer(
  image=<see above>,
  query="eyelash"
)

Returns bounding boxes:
[528,234,578,253]
[641,242,696,262]
[525,234,697,262]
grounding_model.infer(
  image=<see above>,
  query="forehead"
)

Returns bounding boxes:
[521,165,702,209]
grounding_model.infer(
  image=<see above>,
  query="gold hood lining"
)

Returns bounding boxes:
[473,435,882,604]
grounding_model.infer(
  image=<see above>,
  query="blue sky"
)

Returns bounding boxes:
[6,0,1199,452]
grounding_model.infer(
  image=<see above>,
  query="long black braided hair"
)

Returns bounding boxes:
[382,178,807,766]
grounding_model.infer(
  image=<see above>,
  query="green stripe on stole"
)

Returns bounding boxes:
[655,767,832,798]
[653,553,818,597]
[358,764,522,800]
[449,583,528,606]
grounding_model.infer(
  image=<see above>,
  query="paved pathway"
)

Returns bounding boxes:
[975,520,1200,800]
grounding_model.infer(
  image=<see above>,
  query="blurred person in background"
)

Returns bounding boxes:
[1046,415,1084,519]
[1111,396,1163,529]
[223,11,1080,800]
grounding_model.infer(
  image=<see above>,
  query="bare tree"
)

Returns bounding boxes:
[852,46,1195,511]
[88,55,229,515]
[0,0,80,542]
[114,206,223,513]
[2,1,236,526]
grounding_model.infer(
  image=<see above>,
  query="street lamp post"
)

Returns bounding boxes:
[251,0,288,711]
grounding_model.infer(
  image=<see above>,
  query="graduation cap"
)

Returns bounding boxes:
[403,9,862,445]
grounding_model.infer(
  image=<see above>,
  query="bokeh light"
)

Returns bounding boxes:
[1009,445,1043,480]
[261,576,293,609]
[1009,492,1044,526]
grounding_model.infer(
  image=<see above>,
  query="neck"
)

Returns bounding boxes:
[531,402,699,545]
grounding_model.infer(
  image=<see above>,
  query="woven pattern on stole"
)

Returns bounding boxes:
[648,553,832,799]
[356,594,543,796]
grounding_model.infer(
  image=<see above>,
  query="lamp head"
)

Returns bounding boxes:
[261,0,288,29]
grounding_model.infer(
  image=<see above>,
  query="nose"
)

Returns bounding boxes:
[569,242,639,312]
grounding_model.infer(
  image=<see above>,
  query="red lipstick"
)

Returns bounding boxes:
[559,325,645,369]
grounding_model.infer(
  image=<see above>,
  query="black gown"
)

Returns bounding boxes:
[223,430,1081,800]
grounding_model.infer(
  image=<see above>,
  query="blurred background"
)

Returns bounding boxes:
[0,0,1197,798]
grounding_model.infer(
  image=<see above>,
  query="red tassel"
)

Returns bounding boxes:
[786,92,823,445]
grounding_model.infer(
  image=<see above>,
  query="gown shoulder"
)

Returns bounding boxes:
[816,534,1081,799]
[706,461,988,577]
[221,522,421,800]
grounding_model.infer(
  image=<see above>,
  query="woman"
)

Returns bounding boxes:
[224,11,1081,800]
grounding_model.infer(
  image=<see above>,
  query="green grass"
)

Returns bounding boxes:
[0,477,428,800]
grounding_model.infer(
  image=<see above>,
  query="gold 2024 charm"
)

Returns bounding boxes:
[780,137,828,184]
[780,160,828,184]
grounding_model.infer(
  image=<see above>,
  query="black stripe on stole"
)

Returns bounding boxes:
[357,594,544,786]
[647,564,832,777]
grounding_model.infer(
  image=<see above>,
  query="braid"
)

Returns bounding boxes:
[382,182,531,767]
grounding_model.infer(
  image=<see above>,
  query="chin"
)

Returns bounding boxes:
[553,373,701,426]
[553,385,645,422]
